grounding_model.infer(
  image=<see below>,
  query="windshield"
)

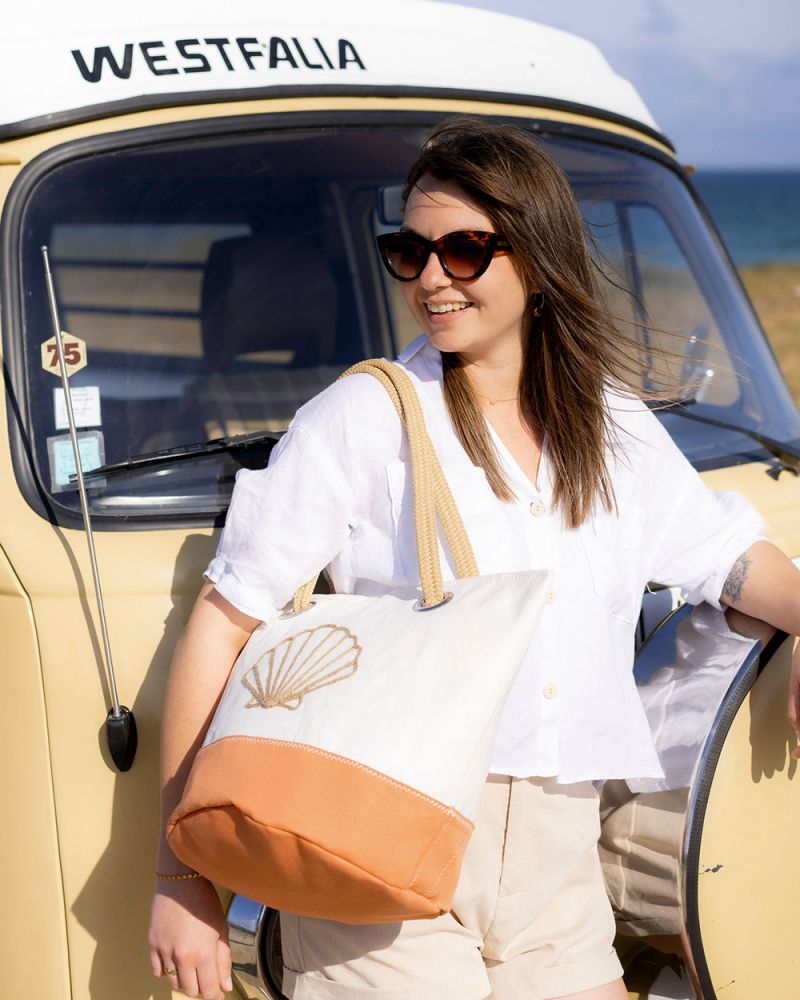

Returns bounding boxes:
[10,120,800,524]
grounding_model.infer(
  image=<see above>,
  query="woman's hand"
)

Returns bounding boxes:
[148,877,232,999]
[789,640,800,759]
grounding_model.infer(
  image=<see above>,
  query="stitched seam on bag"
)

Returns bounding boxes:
[427,850,459,896]
[407,813,456,895]
[201,736,474,832]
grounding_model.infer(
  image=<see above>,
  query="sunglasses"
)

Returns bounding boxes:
[376,229,512,282]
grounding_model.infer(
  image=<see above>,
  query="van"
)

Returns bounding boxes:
[2,2,799,998]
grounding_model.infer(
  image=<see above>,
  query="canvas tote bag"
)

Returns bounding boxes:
[168,359,552,923]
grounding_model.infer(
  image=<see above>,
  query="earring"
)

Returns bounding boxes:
[532,293,544,318]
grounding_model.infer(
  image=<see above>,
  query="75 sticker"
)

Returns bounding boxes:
[41,332,88,377]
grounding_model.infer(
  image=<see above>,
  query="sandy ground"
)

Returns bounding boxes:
[739,262,800,405]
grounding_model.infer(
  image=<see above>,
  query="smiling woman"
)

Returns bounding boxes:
[5,6,800,1000]
[398,181,528,359]
[396,176,538,489]
[394,117,668,526]
[147,114,800,1000]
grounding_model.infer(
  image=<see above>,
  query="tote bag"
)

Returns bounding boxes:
[168,359,552,923]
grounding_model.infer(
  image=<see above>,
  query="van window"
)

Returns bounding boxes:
[15,127,423,520]
[10,122,800,525]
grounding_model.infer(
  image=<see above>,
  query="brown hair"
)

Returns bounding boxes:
[403,115,663,529]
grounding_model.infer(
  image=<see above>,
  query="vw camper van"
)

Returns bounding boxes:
[1,2,799,998]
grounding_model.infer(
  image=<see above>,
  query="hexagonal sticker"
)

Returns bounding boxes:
[41,332,88,378]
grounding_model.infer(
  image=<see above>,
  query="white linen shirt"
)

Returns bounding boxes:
[206,335,764,783]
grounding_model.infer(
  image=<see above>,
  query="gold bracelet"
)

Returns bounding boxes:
[156,869,204,881]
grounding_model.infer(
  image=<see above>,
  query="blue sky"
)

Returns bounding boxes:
[436,0,800,168]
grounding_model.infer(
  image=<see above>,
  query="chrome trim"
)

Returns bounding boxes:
[227,896,285,999]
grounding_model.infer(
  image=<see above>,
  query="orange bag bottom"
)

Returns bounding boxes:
[167,736,474,923]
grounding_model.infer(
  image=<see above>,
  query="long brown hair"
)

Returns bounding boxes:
[403,115,663,529]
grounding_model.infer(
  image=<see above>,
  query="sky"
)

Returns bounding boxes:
[436,0,800,168]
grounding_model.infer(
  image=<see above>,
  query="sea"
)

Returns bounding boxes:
[692,170,800,267]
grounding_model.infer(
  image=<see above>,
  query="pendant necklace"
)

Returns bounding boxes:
[473,390,519,406]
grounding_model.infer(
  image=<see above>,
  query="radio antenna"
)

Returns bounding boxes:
[41,245,137,771]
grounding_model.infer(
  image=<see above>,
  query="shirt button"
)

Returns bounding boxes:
[546,590,557,604]
[529,498,546,517]
[543,682,559,699]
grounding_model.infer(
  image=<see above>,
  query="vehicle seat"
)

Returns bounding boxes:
[187,233,345,437]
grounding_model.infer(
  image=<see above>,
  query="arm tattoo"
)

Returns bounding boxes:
[722,552,752,604]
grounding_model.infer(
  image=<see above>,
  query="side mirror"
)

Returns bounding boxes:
[680,322,713,401]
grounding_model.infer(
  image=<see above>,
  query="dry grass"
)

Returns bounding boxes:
[738,262,800,404]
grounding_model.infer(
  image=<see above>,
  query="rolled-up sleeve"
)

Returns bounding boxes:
[638,412,765,609]
[205,423,359,621]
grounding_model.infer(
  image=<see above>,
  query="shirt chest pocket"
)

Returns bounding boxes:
[577,514,645,626]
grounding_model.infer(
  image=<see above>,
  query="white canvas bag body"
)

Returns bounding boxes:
[169,360,552,923]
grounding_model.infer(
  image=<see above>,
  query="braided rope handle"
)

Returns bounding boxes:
[291,359,478,613]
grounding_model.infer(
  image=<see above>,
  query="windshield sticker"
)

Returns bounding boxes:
[54,386,102,431]
[41,333,88,378]
[47,431,106,494]
[71,36,366,84]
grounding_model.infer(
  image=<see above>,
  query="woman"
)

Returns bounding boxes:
[149,117,800,1000]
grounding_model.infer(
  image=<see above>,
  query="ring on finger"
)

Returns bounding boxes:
[162,967,178,977]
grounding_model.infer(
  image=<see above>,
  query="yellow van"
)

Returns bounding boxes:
[2,3,799,998]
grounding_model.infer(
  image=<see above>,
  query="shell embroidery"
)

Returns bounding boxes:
[242,624,362,710]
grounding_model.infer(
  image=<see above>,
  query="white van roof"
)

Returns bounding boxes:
[1,0,662,141]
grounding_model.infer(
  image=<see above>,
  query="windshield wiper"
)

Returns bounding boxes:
[77,404,800,482]
[660,400,800,479]
[78,430,279,481]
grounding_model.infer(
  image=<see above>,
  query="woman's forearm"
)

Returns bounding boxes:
[720,539,800,753]
[157,582,260,871]
[720,540,800,635]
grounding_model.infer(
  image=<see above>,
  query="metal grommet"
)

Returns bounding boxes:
[279,600,317,619]
[412,592,454,612]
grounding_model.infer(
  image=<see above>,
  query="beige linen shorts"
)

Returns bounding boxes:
[280,775,623,1000]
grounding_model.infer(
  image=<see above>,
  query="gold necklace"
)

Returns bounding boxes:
[472,390,519,406]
